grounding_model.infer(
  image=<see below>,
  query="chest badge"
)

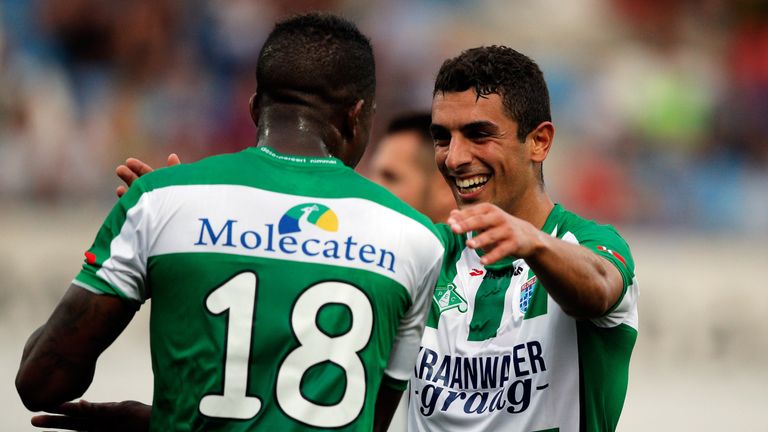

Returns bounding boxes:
[433,283,468,314]
[519,276,537,314]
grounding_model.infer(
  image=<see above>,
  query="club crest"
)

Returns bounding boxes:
[433,283,468,314]
[519,276,537,314]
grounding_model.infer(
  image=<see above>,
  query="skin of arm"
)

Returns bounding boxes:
[447,203,624,319]
[373,384,403,432]
[16,285,137,412]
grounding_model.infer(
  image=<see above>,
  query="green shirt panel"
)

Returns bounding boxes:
[147,253,411,431]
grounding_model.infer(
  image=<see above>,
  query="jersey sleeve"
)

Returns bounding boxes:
[573,223,638,328]
[72,180,153,303]
[382,248,443,390]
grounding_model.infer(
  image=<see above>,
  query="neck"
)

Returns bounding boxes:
[256,106,343,159]
[507,187,555,230]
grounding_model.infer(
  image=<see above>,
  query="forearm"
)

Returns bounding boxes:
[526,232,621,319]
[16,286,136,411]
[17,323,97,411]
[373,383,404,432]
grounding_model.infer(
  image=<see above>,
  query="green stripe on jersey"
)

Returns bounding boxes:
[577,322,637,432]
[467,267,513,341]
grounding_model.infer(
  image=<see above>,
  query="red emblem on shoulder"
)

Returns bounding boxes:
[597,246,627,266]
[85,251,97,265]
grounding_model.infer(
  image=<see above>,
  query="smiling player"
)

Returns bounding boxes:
[408,46,638,432]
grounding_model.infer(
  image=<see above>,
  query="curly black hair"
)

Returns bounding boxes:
[257,13,375,108]
[434,46,551,142]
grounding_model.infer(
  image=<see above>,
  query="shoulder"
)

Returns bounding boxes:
[135,152,249,192]
[555,207,629,245]
[343,173,441,239]
[555,205,635,276]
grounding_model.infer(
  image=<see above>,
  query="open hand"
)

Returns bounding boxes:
[446,203,545,265]
[115,153,181,197]
[31,399,151,431]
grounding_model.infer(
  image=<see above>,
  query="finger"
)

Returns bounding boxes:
[447,203,495,222]
[125,158,155,176]
[54,399,97,417]
[447,203,498,228]
[37,401,87,416]
[449,209,502,234]
[466,226,512,251]
[116,185,126,198]
[477,241,517,266]
[167,153,181,166]
[116,165,139,186]
[31,414,90,430]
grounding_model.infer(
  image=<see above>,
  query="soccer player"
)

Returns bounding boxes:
[408,46,638,431]
[16,13,444,432]
[370,113,455,223]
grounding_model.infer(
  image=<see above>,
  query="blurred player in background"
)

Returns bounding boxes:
[370,113,455,223]
[408,46,638,432]
[16,13,444,431]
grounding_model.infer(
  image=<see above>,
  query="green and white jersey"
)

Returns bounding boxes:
[408,204,638,432]
[73,146,444,431]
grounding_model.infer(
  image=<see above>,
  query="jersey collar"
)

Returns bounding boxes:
[252,146,343,168]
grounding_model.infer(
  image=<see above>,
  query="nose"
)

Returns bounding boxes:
[444,137,473,172]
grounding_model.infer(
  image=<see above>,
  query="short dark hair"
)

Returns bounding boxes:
[433,46,551,142]
[386,112,432,144]
[257,13,375,109]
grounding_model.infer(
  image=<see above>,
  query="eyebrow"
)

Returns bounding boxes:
[459,121,499,135]
[429,124,449,137]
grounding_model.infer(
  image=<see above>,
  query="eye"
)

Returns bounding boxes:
[380,170,398,184]
[466,131,491,142]
[430,125,451,147]
[431,132,451,147]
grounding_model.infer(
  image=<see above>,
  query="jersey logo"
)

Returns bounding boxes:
[278,203,339,234]
[519,276,537,314]
[469,268,484,277]
[433,283,468,315]
[84,251,97,265]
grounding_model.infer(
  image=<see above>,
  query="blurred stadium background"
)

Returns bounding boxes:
[1,0,766,430]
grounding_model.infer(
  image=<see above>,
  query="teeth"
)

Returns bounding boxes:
[455,175,489,188]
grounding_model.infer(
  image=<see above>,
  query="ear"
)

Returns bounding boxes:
[346,99,366,139]
[527,121,555,163]
[248,93,259,126]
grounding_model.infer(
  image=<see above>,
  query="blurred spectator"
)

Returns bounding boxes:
[370,113,455,223]
[0,0,765,232]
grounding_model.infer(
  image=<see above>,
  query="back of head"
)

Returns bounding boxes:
[433,46,551,142]
[257,13,375,110]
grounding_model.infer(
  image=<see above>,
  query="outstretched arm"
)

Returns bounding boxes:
[447,203,624,319]
[16,285,137,411]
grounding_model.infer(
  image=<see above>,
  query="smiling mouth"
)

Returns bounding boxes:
[454,175,490,195]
